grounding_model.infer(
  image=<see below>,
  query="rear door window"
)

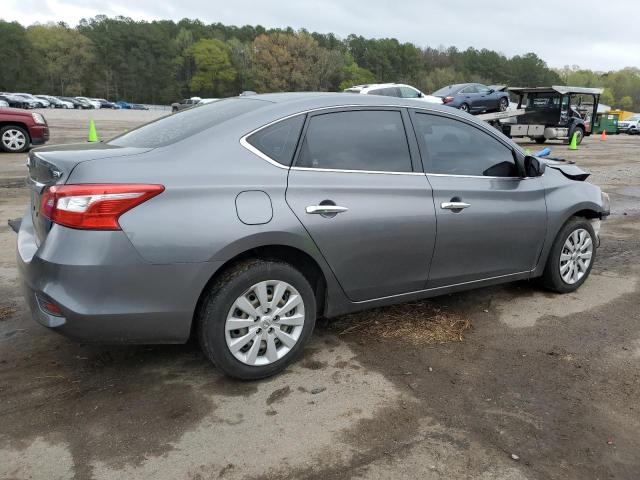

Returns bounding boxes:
[296,110,412,172]
[109,98,265,148]
[246,115,305,166]
[412,112,518,177]
[369,88,400,98]
[399,86,421,98]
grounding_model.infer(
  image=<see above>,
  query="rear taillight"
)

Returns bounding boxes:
[41,184,164,230]
[443,96,454,104]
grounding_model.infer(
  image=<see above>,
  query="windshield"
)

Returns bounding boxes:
[627,115,640,121]
[108,97,266,148]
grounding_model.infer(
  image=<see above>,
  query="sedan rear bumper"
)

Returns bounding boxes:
[16,209,218,344]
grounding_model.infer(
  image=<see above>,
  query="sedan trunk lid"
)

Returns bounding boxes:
[27,143,151,244]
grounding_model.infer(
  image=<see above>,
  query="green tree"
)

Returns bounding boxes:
[0,21,36,92]
[26,23,94,95]
[187,38,236,96]
[174,27,196,96]
[227,38,252,92]
[619,96,633,110]
[3,15,637,107]
[600,88,614,107]
[340,54,376,90]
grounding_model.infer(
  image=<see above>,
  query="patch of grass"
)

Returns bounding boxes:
[329,300,472,345]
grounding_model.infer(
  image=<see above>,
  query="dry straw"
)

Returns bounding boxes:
[329,300,472,345]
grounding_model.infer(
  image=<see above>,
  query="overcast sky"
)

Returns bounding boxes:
[2,0,636,71]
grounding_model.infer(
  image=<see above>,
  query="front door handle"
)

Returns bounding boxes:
[306,205,348,215]
[441,202,471,210]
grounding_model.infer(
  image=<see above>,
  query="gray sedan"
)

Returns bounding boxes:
[16,93,610,379]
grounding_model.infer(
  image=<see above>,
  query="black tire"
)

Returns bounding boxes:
[540,217,596,293]
[459,103,470,113]
[198,259,317,380]
[498,97,508,112]
[0,125,31,153]
[534,137,547,144]
[572,126,585,145]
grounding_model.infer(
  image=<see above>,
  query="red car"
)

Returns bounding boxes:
[0,108,49,153]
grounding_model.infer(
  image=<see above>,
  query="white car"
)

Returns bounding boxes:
[75,96,101,109]
[197,98,219,105]
[344,83,443,104]
[618,114,640,135]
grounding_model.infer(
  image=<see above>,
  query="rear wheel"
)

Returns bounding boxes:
[0,125,30,153]
[198,259,316,380]
[541,217,596,293]
[534,137,547,144]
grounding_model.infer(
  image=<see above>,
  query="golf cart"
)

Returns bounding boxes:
[503,86,603,144]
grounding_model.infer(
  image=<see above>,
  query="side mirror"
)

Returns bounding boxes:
[524,155,546,177]
[417,92,423,98]
[488,89,495,94]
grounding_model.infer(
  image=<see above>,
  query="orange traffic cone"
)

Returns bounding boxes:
[601,130,607,141]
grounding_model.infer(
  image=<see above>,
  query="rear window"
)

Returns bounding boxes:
[109,98,265,148]
[432,85,463,96]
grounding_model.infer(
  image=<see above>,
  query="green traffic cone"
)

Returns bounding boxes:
[568,132,578,150]
[88,120,99,142]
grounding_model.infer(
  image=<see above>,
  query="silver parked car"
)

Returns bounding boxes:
[17,93,610,379]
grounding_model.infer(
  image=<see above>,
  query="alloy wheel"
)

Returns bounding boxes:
[1,129,27,152]
[559,228,593,284]
[459,103,469,112]
[225,280,305,366]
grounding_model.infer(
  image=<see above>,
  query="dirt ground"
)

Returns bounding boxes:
[1,109,639,480]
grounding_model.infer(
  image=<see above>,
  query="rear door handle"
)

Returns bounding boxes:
[441,202,471,210]
[306,205,348,214]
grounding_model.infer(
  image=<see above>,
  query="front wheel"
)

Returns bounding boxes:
[499,97,508,112]
[198,259,317,380]
[541,217,596,293]
[459,103,470,113]
[534,137,547,144]
[0,125,30,153]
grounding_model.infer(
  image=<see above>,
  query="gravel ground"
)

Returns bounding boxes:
[1,109,639,480]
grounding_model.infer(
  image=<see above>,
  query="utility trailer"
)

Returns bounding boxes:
[491,86,603,145]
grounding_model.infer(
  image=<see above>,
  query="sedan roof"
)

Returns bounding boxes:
[224,92,506,141]
[238,91,450,109]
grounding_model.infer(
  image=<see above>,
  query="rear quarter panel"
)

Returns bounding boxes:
[65,114,348,313]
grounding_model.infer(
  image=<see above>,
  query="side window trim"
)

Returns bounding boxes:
[291,106,422,175]
[408,109,521,179]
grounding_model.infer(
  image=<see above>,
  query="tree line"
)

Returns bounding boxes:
[0,15,638,110]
